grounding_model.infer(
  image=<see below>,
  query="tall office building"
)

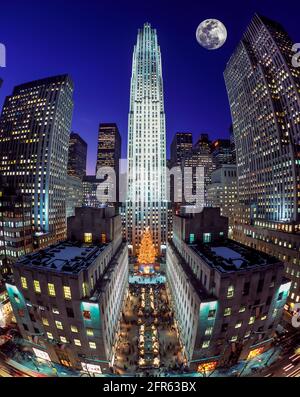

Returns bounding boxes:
[224,14,300,310]
[0,177,33,277]
[126,23,167,254]
[207,165,238,227]
[170,132,193,167]
[182,147,214,207]
[194,133,212,155]
[211,139,236,168]
[67,132,87,179]
[96,123,121,172]
[96,123,121,205]
[0,75,74,243]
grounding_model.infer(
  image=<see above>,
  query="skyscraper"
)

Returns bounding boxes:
[170,132,193,167]
[67,132,87,179]
[0,75,74,243]
[96,123,121,204]
[126,23,167,254]
[224,14,300,310]
[211,139,236,168]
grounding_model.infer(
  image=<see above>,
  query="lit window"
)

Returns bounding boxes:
[189,233,195,244]
[248,316,255,325]
[203,233,211,243]
[71,325,78,333]
[244,331,251,338]
[63,286,72,300]
[60,336,67,343]
[235,321,242,329]
[224,307,231,316]
[42,317,49,326]
[47,332,53,340]
[82,282,87,297]
[89,342,96,349]
[74,339,81,346]
[55,321,63,330]
[101,233,106,243]
[239,306,246,313]
[21,277,28,289]
[83,310,91,320]
[84,233,92,243]
[204,327,213,336]
[227,285,234,298]
[202,341,210,349]
[230,336,238,342]
[34,280,41,293]
[52,308,60,315]
[261,315,267,320]
[86,328,94,337]
[48,283,56,297]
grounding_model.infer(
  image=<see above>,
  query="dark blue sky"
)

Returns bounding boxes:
[0,0,299,174]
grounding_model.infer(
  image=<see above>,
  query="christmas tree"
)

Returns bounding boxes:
[137,227,157,264]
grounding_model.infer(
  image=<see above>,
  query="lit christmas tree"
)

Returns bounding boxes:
[138,227,157,264]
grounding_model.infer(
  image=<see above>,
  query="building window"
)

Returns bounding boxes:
[48,283,56,297]
[82,283,87,297]
[63,286,72,300]
[84,233,92,243]
[230,336,238,342]
[277,292,283,301]
[66,307,74,318]
[86,328,94,337]
[55,321,63,330]
[60,336,67,344]
[21,277,28,289]
[224,307,231,316]
[101,233,106,243]
[189,233,195,244]
[83,310,91,320]
[47,332,53,340]
[34,280,41,294]
[74,339,81,346]
[207,310,216,319]
[248,316,255,325]
[235,321,242,329]
[204,327,213,336]
[52,308,60,315]
[202,341,210,349]
[203,233,211,243]
[89,342,97,349]
[244,331,251,338]
[239,306,246,313]
[71,325,78,333]
[227,285,234,298]
[42,317,49,326]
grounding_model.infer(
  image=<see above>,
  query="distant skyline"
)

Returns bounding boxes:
[0,0,299,174]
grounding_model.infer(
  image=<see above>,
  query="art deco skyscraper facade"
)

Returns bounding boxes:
[0,75,74,243]
[224,14,300,309]
[126,23,167,254]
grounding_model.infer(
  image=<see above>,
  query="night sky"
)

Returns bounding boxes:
[0,0,299,174]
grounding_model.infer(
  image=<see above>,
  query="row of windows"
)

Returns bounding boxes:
[46,332,96,349]
[21,277,71,299]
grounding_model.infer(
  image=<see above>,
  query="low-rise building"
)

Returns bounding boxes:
[6,210,128,373]
[166,208,291,371]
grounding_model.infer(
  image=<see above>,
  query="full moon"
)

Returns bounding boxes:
[196,19,227,50]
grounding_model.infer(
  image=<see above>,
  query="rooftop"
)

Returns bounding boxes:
[189,239,280,273]
[15,241,107,274]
